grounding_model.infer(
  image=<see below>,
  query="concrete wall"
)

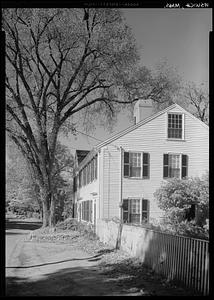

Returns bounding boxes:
[96,218,154,258]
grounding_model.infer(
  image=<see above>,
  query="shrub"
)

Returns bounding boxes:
[154,173,209,239]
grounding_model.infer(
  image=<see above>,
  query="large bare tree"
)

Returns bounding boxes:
[183,83,209,125]
[4,8,181,227]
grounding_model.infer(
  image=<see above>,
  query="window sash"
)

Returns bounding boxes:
[123,198,149,224]
[81,200,93,222]
[124,152,149,178]
[168,113,183,139]
[163,154,188,179]
[78,155,98,188]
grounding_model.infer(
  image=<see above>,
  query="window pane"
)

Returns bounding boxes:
[130,153,141,167]
[130,214,140,223]
[130,166,141,177]
[131,199,140,214]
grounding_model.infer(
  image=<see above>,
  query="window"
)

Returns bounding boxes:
[122,198,149,224]
[130,153,141,177]
[168,113,183,139]
[81,200,93,222]
[78,155,98,188]
[124,152,150,178]
[163,154,188,179]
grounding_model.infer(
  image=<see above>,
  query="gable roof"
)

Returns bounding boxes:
[77,103,209,169]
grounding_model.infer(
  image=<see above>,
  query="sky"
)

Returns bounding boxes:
[60,8,212,156]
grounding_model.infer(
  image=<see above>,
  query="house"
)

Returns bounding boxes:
[73,100,209,230]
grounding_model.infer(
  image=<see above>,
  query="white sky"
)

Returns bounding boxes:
[60,8,212,155]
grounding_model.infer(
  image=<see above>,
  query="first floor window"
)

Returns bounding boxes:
[122,198,150,224]
[81,200,93,222]
[163,153,188,179]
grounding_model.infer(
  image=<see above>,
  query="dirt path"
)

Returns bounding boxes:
[5,217,199,296]
[6,218,132,296]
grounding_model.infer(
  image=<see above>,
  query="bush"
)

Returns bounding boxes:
[154,173,209,239]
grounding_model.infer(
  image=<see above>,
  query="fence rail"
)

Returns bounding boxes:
[135,228,209,295]
[96,220,209,295]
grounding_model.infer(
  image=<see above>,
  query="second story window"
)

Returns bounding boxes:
[163,153,188,179]
[124,151,150,179]
[168,113,183,139]
[78,155,98,188]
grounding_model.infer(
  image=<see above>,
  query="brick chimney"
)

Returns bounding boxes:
[133,99,154,124]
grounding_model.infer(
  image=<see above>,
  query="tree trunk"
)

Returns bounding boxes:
[49,195,56,227]
[41,186,51,227]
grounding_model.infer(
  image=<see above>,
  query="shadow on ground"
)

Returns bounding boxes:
[99,257,201,296]
[5,257,201,296]
[6,219,42,231]
[6,265,129,296]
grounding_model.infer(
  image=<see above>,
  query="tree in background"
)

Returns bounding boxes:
[4,8,182,227]
[6,138,41,216]
[154,172,209,239]
[6,138,73,220]
[181,82,209,125]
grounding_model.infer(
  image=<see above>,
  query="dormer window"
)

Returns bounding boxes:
[168,113,183,139]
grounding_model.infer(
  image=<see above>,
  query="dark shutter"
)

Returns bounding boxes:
[182,154,188,178]
[143,153,150,178]
[73,176,77,192]
[124,152,130,177]
[142,199,149,223]
[123,199,129,223]
[163,154,169,178]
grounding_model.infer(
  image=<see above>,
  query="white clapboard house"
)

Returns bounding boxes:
[73,99,209,229]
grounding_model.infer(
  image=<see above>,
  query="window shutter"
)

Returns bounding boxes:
[143,153,150,178]
[124,152,130,177]
[163,154,169,178]
[182,154,188,178]
[123,199,129,223]
[142,199,149,223]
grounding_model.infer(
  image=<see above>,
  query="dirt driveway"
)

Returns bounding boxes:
[5,217,199,296]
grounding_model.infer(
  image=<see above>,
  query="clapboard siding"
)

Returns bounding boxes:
[101,147,120,219]
[101,106,208,221]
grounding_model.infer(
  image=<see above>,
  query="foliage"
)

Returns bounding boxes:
[176,82,209,125]
[154,173,209,239]
[6,138,41,214]
[6,137,73,221]
[4,8,185,227]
